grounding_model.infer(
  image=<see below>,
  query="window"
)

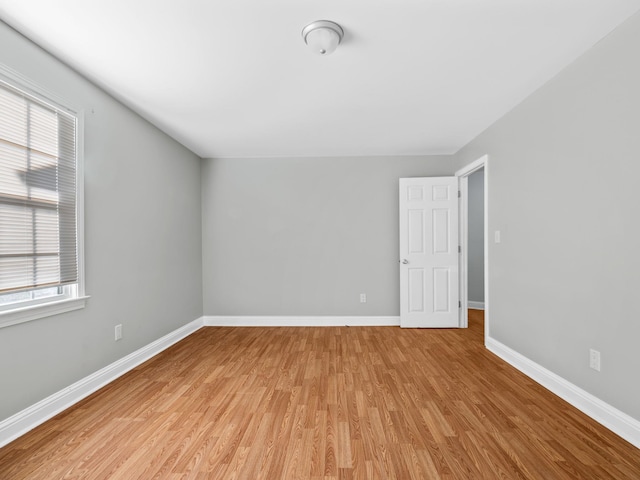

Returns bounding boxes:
[0,68,86,328]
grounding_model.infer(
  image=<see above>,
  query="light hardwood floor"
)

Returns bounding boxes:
[1,311,639,479]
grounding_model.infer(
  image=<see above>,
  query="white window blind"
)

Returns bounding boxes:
[0,79,78,295]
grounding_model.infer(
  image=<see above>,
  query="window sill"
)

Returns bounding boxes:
[0,296,90,329]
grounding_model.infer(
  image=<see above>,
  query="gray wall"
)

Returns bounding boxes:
[456,11,640,420]
[467,168,484,304]
[0,22,203,421]
[202,156,456,316]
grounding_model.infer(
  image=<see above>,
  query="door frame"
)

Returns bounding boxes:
[456,155,488,338]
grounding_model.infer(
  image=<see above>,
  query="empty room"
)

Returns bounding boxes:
[1,1,639,478]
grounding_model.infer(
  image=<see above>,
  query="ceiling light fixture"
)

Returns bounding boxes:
[302,20,344,55]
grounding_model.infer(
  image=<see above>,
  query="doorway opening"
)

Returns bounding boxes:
[456,155,488,343]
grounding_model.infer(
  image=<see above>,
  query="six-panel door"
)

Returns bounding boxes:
[399,177,459,328]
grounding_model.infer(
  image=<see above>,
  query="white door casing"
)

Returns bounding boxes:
[456,154,489,337]
[399,177,459,328]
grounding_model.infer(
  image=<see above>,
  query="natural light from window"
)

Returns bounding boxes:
[0,69,85,327]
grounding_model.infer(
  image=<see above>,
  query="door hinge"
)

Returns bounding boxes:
[458,190,461,198]
[458,245,461,253]
[458,300,461,308]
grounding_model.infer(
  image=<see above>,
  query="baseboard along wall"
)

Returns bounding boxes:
[203,316,401,327]
[468,301,485,310]
[0,317,204,448]
[2,315,638,452]
[486,336,640,449]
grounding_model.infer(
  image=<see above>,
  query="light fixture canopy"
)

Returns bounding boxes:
[302,20,344,55]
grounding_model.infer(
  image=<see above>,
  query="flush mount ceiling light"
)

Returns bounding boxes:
[302,20,344,55]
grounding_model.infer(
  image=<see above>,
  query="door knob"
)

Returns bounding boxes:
[401,259,409,264]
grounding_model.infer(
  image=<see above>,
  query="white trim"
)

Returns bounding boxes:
[76,109,86,299]
[458,174,469,328]
[455,155,487,177]
[0,63,87,327]
[0,295,90,329]
[204,316,400,327]
[483,158,489,340]
[468,301,485,310]
[486,336,640,449]
[0,317,204,448]
[455,154,488,334]
[0,63,80,114]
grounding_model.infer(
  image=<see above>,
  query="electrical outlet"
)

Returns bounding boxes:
[360,293,367,303]
[589,349,601,371]
[115,324,123,341]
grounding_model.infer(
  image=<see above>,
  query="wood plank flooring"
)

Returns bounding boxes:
[1,311,639,479]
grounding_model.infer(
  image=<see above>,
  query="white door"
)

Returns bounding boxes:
[399,177,459,328]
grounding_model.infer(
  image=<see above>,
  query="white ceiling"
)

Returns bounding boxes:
[1,1,639,158]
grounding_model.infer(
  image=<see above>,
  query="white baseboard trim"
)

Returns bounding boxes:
[10,319,635,452]
[0,317,204,449]
[204,315,401,327]
[468,301,485,310]
[486,336,640,449]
